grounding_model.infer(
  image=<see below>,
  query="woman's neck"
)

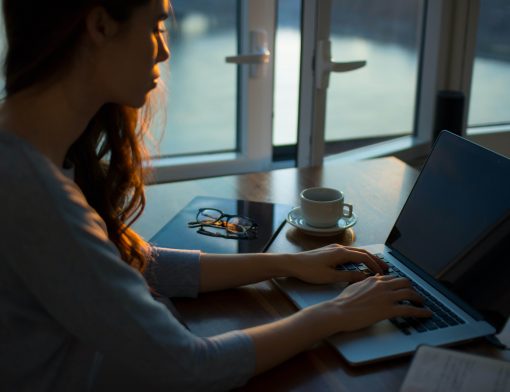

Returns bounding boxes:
[0,75,103,167]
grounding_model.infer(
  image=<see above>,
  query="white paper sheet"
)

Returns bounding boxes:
[400,345,510,392]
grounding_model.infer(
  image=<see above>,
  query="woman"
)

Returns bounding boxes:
[0,0,431,390]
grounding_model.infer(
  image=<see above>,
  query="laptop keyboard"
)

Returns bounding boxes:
[336,254,466,335]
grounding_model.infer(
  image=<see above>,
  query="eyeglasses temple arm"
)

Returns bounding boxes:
[187,221,203,227]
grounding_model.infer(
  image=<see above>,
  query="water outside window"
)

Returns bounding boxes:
[325,0,423,142]
[273,0,301,146]
[143,0,510,149]
[1,1,509,155]
[468,0,510,129]
[162,0,303,154]
[155,0,238,157]
[275,0,424,146]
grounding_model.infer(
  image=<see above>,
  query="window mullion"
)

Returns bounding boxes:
[439,0,480,136]
[416,0,480,142]
[415,0,446,143]
[451,0,480,135]
[443,0,480,93]
[296,0,332,167]
[239,0,276,170]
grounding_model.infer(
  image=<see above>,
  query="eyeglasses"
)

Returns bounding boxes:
[187,208,258,239]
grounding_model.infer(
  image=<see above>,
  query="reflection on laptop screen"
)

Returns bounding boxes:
[386,132,510,324]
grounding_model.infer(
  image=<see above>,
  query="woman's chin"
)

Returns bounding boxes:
[111,88,154,108]
[131,99,148,109]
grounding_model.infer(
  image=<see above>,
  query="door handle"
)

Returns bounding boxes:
[225,52,270,65]
[315,40,366,90]
[226,29,271,78]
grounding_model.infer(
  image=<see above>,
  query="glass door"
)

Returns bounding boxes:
[151,0,277,181]
[325,0,424,143]
[297,0,425,166]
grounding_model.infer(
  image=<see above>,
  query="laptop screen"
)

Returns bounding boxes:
[386,132,510,325]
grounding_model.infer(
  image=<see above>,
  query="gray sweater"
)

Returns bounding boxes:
[0,131,255,391]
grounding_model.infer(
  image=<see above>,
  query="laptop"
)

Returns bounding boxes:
[275,131,510,365]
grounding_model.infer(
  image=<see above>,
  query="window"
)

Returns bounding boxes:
[155,0,238,157]
[468,0,510,131]
[273,0,301,148]
[1,1,508,181]
[136,0,510,169]
[296,0,427,166]
[325,0,423,143]
[151,0,277,181]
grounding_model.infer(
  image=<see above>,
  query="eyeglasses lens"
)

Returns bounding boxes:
[228,217,253,233]
[197,209,223,225]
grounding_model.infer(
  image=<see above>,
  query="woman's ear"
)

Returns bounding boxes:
[85,6,120,45]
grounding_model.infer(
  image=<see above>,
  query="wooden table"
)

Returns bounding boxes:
[133,157,510,391]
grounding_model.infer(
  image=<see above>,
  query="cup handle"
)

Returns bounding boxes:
[342,203,353,218]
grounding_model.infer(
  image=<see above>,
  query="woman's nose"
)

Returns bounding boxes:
[157,36,170,63]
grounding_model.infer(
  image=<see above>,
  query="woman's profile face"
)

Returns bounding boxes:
[99,0,170,108]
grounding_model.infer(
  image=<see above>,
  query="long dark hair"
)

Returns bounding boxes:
[2,0,156,272]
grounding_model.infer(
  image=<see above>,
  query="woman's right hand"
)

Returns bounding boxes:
[246,274,433,375]
[325,274,433,333]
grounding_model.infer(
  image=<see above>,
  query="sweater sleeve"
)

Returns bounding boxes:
[2,143,256,391]
[144,247,201,298]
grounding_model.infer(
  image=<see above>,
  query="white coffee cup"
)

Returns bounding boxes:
[299,187,353,228]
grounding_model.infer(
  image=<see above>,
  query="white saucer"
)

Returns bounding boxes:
[286,207,358,236]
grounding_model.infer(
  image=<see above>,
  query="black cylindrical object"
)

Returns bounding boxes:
[433,90,465,139]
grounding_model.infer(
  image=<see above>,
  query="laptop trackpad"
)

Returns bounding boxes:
[328,321,415,365]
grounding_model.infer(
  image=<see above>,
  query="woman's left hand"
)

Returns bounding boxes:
[285,244,388,284]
